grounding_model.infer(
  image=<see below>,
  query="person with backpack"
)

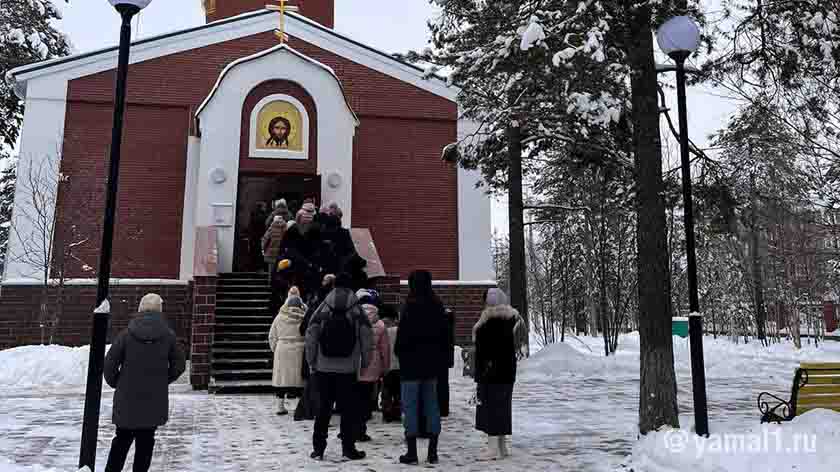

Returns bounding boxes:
[304,273,372,461]
[395,270,449,465]
[294,274,336,422]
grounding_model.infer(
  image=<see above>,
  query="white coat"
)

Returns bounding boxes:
[268,304,306,388]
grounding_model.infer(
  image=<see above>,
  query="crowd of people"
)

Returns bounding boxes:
[96,198,525,470]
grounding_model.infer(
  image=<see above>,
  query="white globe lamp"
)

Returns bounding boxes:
[108,0,153,9]
[656,16,700,60]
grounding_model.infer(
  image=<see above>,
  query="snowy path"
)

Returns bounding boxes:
[1,336,838,471]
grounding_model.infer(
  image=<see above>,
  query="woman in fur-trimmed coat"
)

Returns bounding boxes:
[473,288,523,461]
[269,286,307,415]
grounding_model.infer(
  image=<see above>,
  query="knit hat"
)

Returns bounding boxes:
[284,286,305,309]
[485,287,508,307]
[356,289,380,306]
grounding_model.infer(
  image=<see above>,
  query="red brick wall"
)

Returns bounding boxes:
[190,276,217,389]
[0,283,192,350]
[239,80,318,174]
[353,117,458,279]
[206,0,335,29]
[58,30,458,280]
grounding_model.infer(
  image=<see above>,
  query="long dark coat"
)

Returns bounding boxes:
[473,304,521,436]
[104,312,186,430]
[395,298,449,381]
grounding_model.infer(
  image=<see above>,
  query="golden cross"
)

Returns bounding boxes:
[266,0,300,43]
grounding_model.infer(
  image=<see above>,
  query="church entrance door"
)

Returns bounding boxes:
[233,173,321,272]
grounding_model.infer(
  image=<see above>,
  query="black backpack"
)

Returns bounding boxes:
[319,303,358,358]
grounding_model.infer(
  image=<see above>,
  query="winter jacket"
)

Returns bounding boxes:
[269,303,306,388]
[103,312,186,429]
[395,298,449,381]
[305,288,373,375]
[473,305,522,385]
[262,220,287,264]
[359,305,391,382]
[384,320,400,372]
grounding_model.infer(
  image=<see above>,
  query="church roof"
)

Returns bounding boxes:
[7,9,456,102]
[195,43,359,124]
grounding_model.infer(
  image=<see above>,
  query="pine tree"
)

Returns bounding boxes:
[420,0,710,434]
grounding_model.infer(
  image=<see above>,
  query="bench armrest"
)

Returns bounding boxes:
[757,391,794,423]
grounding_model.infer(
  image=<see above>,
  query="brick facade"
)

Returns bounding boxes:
[56,30,458,281]
[0,283,191,351]
[205,0,335,29]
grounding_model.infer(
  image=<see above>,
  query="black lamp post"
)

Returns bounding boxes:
[79,1,151,470]
[656,15,710,437]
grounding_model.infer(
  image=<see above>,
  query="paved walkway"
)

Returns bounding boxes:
[0,366,783,472]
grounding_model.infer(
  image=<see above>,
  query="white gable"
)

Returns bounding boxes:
[7,9,457,102]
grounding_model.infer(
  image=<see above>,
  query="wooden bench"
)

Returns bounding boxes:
[758,362,840,423]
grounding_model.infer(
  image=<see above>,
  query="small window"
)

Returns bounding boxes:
[204,0,217,14]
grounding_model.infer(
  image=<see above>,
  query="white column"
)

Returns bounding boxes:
[179,136,201,280]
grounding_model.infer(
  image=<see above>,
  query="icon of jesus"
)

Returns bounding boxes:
[266,116,292,148]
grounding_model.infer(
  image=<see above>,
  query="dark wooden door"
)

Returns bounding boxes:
[233,174,321,272]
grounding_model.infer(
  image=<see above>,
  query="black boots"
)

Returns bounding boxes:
[399,436,419,465]
[342,448,366,461]
[428,434,439,464]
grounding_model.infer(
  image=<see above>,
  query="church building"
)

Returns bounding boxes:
[1,0,494,390]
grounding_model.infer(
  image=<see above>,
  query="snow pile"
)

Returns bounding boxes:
[518,339,636,380]
[0,345,100,387]
[517,332,840,383]
[0,456,88,472]
[622,409,840,471]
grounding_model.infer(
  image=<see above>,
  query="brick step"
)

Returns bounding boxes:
[213,369,273,381]
[213,340,271,350]
[212,358,273,371]
[215,323,272,334]
[215,315,275,323]
[212,348,273,359]
[217,278,270,286]
[210,380,275,394]
[214,291,272,297]
[215,306,270,314]
[214,331,271,342]
[216,286,271,294]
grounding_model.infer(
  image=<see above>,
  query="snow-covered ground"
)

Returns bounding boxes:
[1,335,839,471]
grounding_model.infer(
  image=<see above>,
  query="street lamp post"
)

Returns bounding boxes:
[79,1,152,470]
[656,15,710,437]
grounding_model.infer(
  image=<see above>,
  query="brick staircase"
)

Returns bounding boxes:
[210,272,275,394]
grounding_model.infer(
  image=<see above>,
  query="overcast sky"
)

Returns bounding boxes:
[49,0,741,235]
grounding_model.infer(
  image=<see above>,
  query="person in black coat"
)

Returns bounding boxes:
[439,307,456,417]
[394,270,449,465]
[103,294,187,472]
[294,274,336,422]
[277,209,322,300]
[473,288,522,461]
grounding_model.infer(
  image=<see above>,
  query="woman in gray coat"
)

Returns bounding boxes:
[103,293,186,472]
